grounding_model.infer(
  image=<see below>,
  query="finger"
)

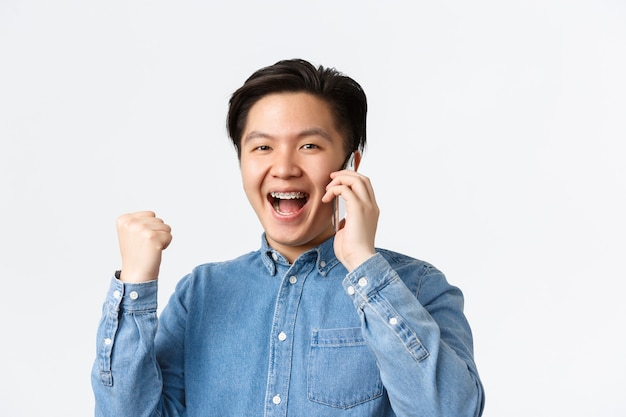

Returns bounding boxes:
[342,172,376,203]
[120,213,169,230]
[139,217,171,231]
[126,210,157,220]
[159,231,173,250]
[116,211,156,228]
[137,227,172,250]
[327,172,376,206]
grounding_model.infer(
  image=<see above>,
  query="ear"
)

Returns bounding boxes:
[353,151,362,172]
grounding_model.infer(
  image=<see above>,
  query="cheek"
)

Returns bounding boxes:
[311,165,336,188]
[240,158,261,182]
[240,166,261,197]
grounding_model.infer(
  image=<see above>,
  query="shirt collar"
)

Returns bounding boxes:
[260,233,342,277]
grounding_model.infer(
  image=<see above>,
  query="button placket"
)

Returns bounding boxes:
[264,263,311,416]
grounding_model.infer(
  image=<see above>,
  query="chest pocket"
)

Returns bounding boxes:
[307,327,384,409]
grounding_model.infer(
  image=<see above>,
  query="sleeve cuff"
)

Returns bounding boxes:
[105,272,158,312]
[342,253,397,305]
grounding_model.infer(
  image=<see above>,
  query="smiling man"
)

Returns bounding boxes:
[240,92,347,261]
[92,59,485,417]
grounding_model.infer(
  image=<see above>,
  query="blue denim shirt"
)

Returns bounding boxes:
[92,235,484,417]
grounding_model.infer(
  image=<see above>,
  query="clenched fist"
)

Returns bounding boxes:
[116,211,172,283]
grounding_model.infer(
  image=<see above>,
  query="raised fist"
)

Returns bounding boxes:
[116,211,172,283]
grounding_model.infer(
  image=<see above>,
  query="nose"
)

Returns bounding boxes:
[270,149,302,179]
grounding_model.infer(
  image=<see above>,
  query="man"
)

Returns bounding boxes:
[92,58,485,417]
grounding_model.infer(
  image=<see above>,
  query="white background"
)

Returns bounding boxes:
[1,1,625,416]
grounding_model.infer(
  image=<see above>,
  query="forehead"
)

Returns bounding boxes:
[243,92,338,137]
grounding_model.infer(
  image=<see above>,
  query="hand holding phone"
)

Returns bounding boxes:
[327,151,378,270]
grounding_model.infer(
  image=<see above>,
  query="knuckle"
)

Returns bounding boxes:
[140,228,158,240]
[116,213,131,224]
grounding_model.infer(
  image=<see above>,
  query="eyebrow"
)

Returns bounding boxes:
[244,127,333,143]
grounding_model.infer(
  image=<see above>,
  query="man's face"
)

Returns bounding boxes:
[240,92,346,262]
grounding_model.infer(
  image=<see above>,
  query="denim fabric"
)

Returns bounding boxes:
[92,235,484,417]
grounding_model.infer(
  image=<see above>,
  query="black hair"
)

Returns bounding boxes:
[227,58,367,161]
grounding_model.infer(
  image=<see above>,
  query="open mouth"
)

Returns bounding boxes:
[269,191,309,215]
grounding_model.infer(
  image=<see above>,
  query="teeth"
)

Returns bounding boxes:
[270,191,307,199]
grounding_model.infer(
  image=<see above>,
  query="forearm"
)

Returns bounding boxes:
[344,254,485,417]
[91,276,166,417]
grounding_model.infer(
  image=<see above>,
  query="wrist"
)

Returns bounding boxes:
[343,250,376,272]
[119,266,160,283]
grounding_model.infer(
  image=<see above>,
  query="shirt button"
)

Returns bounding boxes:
[278,332,287,341]
[389,317,398,325]
[104,338,112,345]
[289,275,297,284]
[272,394,281,405]
[320,260,326,267]
[272,253,278,261]
[346,286,355,295]
[358,277,368,287]
[129,291,139,300]
[112,290,121,299]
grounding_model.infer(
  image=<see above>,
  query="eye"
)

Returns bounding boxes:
[301,143,320,150]
[255,145,271,152]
